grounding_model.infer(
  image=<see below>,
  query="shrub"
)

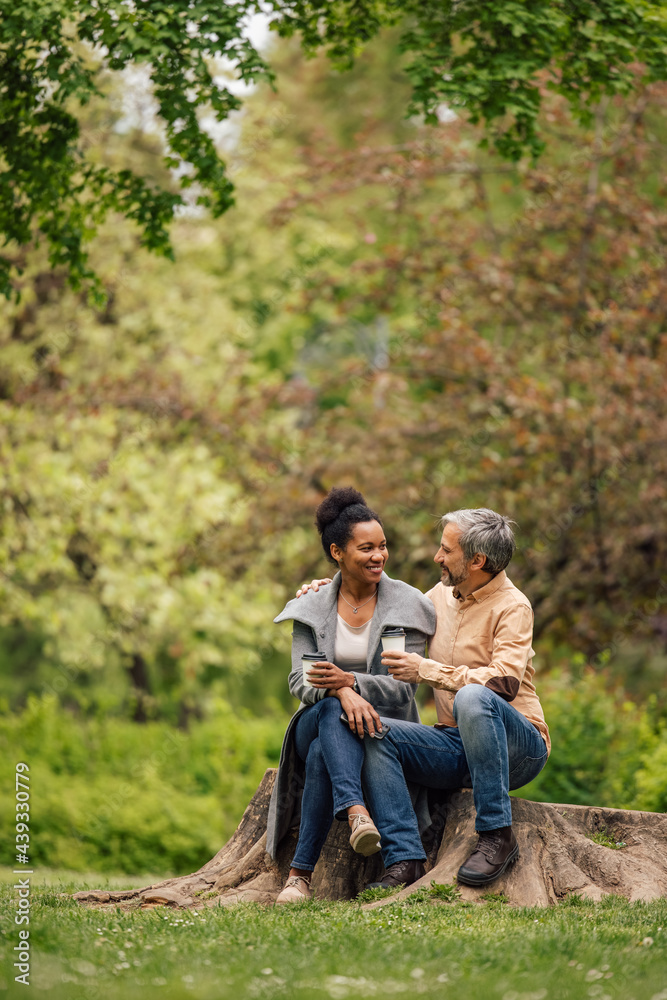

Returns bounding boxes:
[0,693,287,874]
[517,669,663,810]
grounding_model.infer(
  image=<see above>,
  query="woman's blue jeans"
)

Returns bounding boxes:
[361,685,549,868]
[290,697,366,872]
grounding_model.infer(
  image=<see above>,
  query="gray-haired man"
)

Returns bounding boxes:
[364,508,550,889]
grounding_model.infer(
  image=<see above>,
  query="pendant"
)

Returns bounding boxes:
[353,608,358,614]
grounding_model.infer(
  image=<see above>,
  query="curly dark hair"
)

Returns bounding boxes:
[315,487,383,565]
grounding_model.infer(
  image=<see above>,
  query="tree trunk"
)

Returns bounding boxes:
[72,768,667,912]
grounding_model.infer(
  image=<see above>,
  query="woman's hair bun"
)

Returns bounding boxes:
[315,486,368,534]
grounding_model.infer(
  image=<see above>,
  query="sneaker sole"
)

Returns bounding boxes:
[350,829,382,856]
[275,892,312,905]
[456,844,519,887]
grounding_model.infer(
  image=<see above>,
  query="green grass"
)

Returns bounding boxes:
[1,870,666,999]
[587,828,628,850]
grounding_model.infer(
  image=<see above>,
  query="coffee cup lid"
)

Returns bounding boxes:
[302,651,326,660]
[381,627,406,636]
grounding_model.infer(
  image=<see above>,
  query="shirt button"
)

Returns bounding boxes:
[320,632,325,637]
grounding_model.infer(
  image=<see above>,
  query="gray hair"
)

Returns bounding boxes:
[440,508,517,575]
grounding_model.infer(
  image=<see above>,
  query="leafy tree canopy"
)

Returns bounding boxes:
[1,29,665,722]
[1,0,666,299]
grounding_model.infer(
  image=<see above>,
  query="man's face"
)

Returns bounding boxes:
[433,523,470,588]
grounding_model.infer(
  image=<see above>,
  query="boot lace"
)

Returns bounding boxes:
[475,831,502,861]
[384,860,411,878]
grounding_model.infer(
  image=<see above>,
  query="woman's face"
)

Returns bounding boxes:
[331,520,388,583]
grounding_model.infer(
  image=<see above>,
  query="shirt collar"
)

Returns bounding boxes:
[453,570,507,604]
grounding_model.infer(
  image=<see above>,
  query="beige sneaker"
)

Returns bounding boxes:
[275,874,313,905]
[349,813,382,856]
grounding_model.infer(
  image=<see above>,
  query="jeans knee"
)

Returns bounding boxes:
[361,732,394,774]
[318,697,341,720]
[453,684,494,722]
[306,736,326,771]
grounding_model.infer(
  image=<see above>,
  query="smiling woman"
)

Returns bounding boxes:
[266,487,437,903]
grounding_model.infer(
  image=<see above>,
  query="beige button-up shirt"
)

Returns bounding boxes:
[419,571,550,754]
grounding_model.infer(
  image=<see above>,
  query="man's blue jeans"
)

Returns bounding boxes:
[290,697,366,872]
[362,685,549,868]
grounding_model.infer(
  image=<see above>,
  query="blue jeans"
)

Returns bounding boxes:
[362,685,549,868]
[290,698,366,872]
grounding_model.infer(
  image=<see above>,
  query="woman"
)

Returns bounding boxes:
[267,487,436,903]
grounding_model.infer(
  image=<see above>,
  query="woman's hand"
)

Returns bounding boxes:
[307,661,355,691]
[381,649,424,684]
[337,687,382,739]
[296,578,332,598]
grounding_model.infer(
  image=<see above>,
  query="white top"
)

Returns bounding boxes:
[334,614,372,672]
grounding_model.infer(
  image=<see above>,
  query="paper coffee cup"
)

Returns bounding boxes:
[302,651,326,688]
[381,628,406,653]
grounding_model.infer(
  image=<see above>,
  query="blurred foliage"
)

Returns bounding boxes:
[0,31,665,730]
[0,694,285,874]
[2,1,666,296]
[519,669,667,813]
[0,0,269,298]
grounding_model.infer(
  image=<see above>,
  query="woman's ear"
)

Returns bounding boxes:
[330,542,343,564]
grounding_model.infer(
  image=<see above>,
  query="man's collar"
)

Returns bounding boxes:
[453,570,507,604]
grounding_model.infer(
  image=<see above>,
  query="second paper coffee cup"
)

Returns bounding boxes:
[302,651,326,687]
[381,628,406,653]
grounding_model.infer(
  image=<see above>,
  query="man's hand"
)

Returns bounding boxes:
[306,661,354,691]
[381,649,424,684]
[337,687,382,739]
[296,578,332,598]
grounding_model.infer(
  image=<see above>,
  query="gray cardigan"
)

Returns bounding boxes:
[266,571,436,859]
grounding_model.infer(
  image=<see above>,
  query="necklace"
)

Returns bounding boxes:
[339,587,378,614]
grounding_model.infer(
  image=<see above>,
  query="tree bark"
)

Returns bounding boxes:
[72,768,667,912]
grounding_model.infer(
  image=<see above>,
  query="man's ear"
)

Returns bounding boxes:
[471,552,487,572]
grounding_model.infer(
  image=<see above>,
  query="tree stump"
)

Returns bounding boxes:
[72,768,667,911]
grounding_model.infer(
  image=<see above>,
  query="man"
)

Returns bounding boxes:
[364,507,550,888]
[300,508,550,889]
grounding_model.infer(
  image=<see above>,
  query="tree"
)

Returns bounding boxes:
[1,37,665,721]
[2,0,666,298]
[71,769,667,909]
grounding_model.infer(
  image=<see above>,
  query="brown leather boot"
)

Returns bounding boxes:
[456,826,519,886]
[365,859,425,890]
